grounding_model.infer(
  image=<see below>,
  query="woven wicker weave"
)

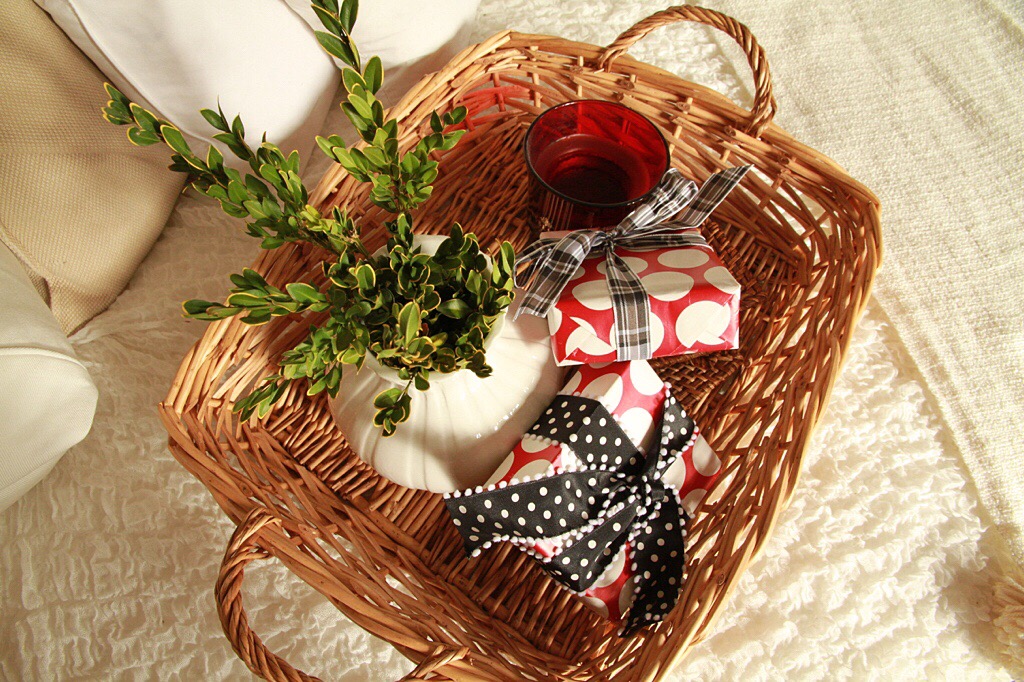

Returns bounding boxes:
[160,6,881,680]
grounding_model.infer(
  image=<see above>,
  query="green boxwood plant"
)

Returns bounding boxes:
[101,0,516,436]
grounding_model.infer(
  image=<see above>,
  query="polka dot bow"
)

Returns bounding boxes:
[444,393,698,636]
[513,166,751,362]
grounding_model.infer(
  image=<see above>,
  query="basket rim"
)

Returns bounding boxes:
[310,27,882,221]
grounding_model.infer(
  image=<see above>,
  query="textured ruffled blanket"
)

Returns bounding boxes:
[0,1,1018,679]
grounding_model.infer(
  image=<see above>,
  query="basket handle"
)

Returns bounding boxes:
[216,507,323,682]
[598,5,777,137]
[217,508,472,682]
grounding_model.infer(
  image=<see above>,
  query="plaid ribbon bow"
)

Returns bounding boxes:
[514,166,751,361]
[445,392,698,635]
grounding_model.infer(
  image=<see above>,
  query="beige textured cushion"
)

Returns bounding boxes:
[0,0,185,334]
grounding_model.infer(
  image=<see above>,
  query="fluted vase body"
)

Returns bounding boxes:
[329,235,562,492]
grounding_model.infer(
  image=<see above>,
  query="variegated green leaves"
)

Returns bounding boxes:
[100,1,516,437]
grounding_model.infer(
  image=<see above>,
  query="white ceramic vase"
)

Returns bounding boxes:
[328,235,564,493]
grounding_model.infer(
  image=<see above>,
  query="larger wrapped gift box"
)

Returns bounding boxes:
[481,360,723,623]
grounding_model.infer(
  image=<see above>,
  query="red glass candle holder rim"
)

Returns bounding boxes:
[523,99,671,210]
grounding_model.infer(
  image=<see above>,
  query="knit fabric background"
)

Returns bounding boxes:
[708,0,1024,568]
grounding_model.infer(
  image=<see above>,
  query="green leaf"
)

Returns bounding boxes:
[182,299,217,316]
[230,114,245,140]
[315,135,335,158]
[465,270,484,299]
[204,185,228,201]
[213,132,249,160]
[200,108,229,132]
[220,200,247,218]
[127,127,160,146]
[258,162,282,187]
[347,41,361,73]
[227,180,249,204]
[398,301,420,345]
[499,241,515,274]
[104,82,130,107]
[207,145,225,171]
[353,264,376,291]
[312,5,343,35]
[363,56,383,94]
[347,89,374,120]
[285,282,323,304]
[241,268,269,288]
[307,377,328,396]
[256,395,275,419]
[440,130,466,151]
[339,0,358,32]
[420,165,438,185]
[160,125,191,156]
[128,103,158,132]
[362,145,387,167]
[342,68,365,94]
[102,105,131,126]
[241,309,273,325]
[226,292,266,308]
[449,106,468,125]
[340,347,363,364]
[373,386,403,409]
[438,299,470,319]
[315,31,358,68]
[340,102,369,135]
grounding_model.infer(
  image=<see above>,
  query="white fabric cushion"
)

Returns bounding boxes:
[34,0,341,164]
[284,0,481,105]
[0,243,97,513]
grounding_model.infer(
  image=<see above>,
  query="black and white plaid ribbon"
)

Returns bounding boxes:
[514,166,751,361]
[444,392,698,635]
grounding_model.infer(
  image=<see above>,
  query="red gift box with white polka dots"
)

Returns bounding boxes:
[544,231,740,366]
[484,360,722,622]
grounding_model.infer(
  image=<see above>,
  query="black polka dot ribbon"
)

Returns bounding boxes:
[444,392,697,636]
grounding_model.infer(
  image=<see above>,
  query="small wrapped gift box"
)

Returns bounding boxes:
[514,166,750,367]
[445,360,723,634]
[545,234,740,366]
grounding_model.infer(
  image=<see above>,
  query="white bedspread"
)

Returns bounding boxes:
[0,1,1016,679]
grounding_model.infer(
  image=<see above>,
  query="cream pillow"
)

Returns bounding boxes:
[283,0,481,105]
[0,243,98,513]
[34,0,341,164]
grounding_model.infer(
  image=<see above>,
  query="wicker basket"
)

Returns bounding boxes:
[160,6,881,680]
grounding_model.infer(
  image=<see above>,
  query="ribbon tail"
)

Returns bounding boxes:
[672,165,751,228]
[512,238,558,290]
[444,468,618,557]
[547,501,638,593]
[643,392,696,479]
[616,169,698,235]
[514,231,596,320]
[604,248,653,361]
[620,499,689,636]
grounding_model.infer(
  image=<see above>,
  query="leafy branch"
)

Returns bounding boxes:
[101,0,514,436]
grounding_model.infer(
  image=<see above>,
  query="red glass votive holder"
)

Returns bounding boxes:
[523,100,670,232]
